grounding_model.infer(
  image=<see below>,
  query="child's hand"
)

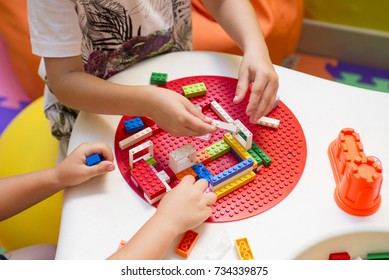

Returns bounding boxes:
[54,142,115,187]
[233,50,279,123]
[146,88,217,137]
[155,175,216,235]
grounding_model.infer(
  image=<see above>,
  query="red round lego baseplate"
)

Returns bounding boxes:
[114,76,307,222]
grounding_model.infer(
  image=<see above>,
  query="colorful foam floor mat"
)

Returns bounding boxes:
[287,53,389,93]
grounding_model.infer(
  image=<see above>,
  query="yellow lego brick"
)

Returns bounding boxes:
[176,167,198,180]
[223,133,252,161]
[235,238,255,260]
[214,171,256,199]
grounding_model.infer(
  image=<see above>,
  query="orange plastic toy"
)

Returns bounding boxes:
[175,230,199,258]
[328,128,383,216]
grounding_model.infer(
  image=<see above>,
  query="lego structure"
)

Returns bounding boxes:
[114,75,307,223]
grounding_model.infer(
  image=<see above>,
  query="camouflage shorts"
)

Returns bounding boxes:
[45,102,79,142]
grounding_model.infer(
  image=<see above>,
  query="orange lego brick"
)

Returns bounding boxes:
[196,149,212,165]
[328,128,383,216]
[235,238,254,260]
[175,167,198,180]
[176,230,199,258]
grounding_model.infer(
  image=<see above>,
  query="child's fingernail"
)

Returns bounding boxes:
[107,163,115,171]
[233,96,239,102]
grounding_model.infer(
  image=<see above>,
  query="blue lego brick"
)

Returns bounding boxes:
[86,153,102,166]
[191,163,212,182]
[210,158,254,187]
[124,117,145,134]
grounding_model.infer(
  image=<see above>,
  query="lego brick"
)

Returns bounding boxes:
[233,119,253,150]
[123,117,145,134]
[210,100,234,123]
[213,171,256,199]
[196,150,212,165]
[247,149,263,169]
[176,230,199,258]
[150,72,167,86]
[175,167,198,181]
[329,252,351,260]
[191,163,212,182]
[257,116,280,129]
[156,170,170,183]
[119,127,152,150]
[146,157,157,167]
[251,142,272,167]
[210,158,254,189]
[367,252,389,260]
[205,140,230,161]
[129,140,154,169]
[86,153,102,166]
[211,120,238,133]
[131,159,166,200]
[182,82,207,98]
[235,238,254,260]
[169,144,196,174]
[223,133,252,162]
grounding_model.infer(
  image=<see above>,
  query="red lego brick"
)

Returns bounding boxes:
[131,159,166,200]
[176,230,199,258]
[329,252,351,260]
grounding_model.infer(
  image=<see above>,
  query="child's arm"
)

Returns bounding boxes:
[107,176,216,260]
[44,57,216,137]
[0,143,115,221]
[202,0,279,123]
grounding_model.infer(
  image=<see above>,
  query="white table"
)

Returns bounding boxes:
[55,51,389,260]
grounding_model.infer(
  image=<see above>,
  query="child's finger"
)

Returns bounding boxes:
[234,69,250,104]
[204,192,217,206]
[86,161,115,177]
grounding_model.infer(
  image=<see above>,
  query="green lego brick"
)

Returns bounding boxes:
[150,72,168,86]
[205,140,230,161]
[146,157,157,167]
[182,82,207,98]
[251,142,271,167]
[238,130,247,140]
[367,252,389,260]
[247,149,263,167]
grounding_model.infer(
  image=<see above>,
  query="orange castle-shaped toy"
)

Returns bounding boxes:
[328,128,383,216]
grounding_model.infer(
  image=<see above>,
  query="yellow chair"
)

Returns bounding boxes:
[0,97,62,251]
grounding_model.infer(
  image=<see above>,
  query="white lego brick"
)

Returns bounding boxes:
[119,127,152,150]
[169,144,196,174]
[210,100,234,123]
[257,116,280,129]
[144,190,166,205]
[129,140,154,169]
[233,119,253,150]
[156,170,170,184]
[211,120,238,133]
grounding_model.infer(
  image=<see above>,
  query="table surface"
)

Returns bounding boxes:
[55,51,389,260]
